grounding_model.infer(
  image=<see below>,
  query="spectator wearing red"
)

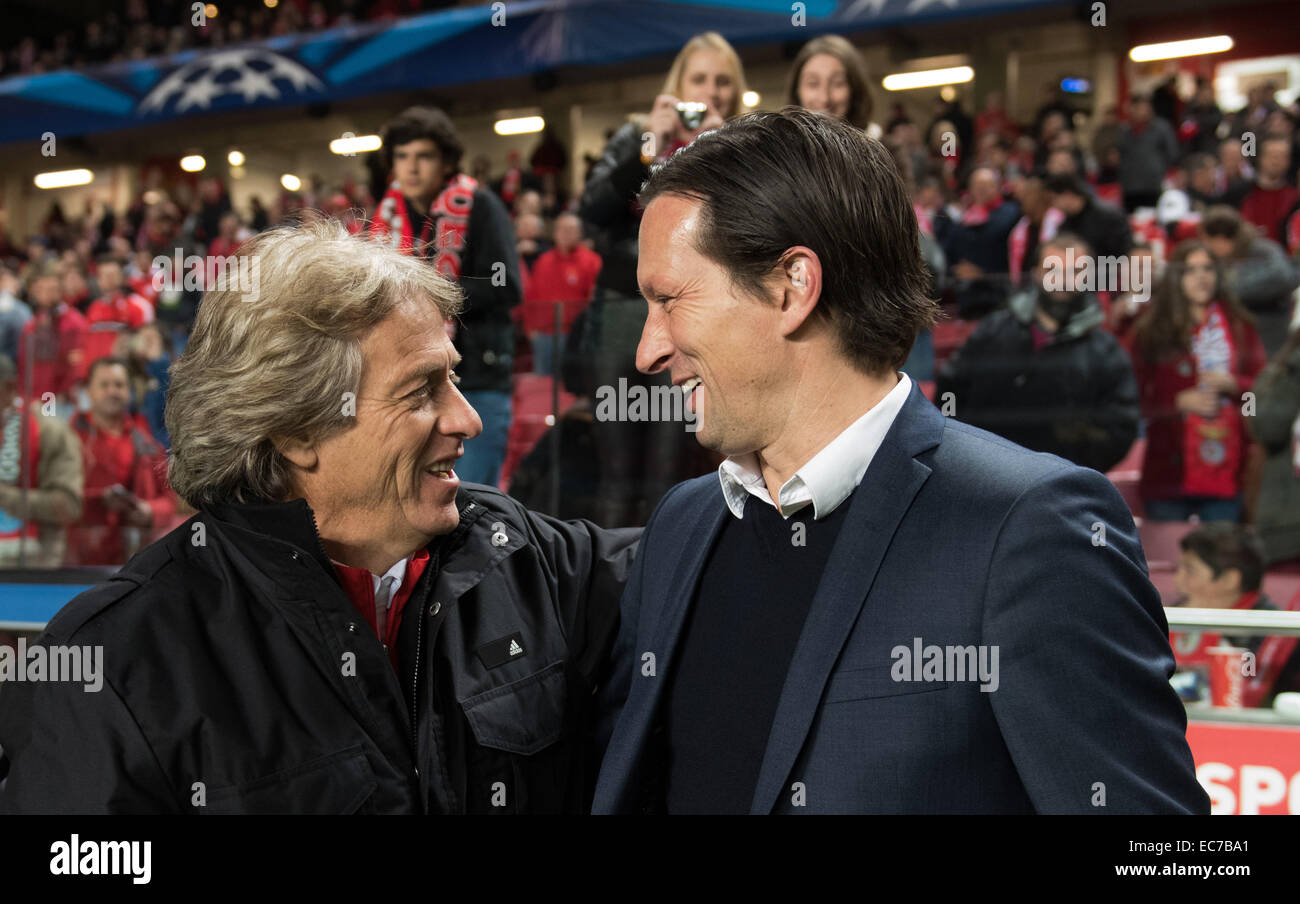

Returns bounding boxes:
[1126,241,1268,522]
[1170,522,1299,707]
[83,257,153,368]
[206,211,246,259]
[1240,135,1299,244]
[491,149,542,210]
[974,90,1017,145]
[60,263,92,313]
[1007,170,1063,286]
[523,213,601,375]
[16,265,87,404]
[127,248,159,307]
[68,357,174,566]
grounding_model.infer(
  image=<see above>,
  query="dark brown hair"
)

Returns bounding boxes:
[1133,239,1255,363]
[639,107,937,375]
[86,355,130,382]
[1201,204,1258,260]
[380,106,463,173]
[1180,522,1266,593]
[785,35,874,131]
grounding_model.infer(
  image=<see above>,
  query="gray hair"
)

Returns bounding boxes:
[166,215,463,508]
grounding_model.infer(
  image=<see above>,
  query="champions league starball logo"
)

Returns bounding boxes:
[137,49,324,114]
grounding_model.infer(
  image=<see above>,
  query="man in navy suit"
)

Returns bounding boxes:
[591,108,1209,814]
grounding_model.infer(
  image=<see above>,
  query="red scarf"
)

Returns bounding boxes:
[1008,207,1064,285]
[1181,303,1242,498]
[371,174,478,281]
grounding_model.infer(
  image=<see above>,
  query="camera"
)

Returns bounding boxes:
[675,101,708,131]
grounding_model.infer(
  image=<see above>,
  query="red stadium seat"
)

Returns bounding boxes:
[1263,569,1300,614]
[1106,437,1145,518]
[1138,519,1193,573]
[931,317,978,370]
[499,374,576,491]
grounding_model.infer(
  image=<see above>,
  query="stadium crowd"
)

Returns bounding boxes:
[0,0,466,77]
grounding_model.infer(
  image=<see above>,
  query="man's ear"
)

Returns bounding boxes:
[778,247,822,338]
[275,436,319,471]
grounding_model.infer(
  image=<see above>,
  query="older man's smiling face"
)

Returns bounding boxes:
[303,297,482,563]
[635,193,788,456]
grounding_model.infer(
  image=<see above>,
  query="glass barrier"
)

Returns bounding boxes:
[0,270,1296,578]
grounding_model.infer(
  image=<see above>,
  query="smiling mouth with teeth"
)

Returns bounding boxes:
[426,460,457,479]
[681,376,702,397]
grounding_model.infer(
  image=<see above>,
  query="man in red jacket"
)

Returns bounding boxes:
[523,213,601,374]
[68,356,174,565]
[83,258,153,367]
[16,266,87,408]
[1239,135,1298,243]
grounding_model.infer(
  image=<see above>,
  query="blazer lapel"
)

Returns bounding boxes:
[598,483,728,810]
[749,383,945,814]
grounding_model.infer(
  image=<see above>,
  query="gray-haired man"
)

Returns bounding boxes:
[0,219,637,814]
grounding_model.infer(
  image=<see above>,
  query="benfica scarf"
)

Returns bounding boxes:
[0,403,42,550]
[1182,303,1242,498]
[371,174,478,281]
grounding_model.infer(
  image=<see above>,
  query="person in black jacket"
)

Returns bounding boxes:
[372,106,521,487]
[560,32,745,526]
[937,234,1140,473]
[0,218,639,814]
[1046,171,1134,262]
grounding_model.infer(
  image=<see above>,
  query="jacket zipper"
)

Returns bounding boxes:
[410,545,439,785]
[305,506,333,572]
[306,502,428,791]
[410,595,425,780]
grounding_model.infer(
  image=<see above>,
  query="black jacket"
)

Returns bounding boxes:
[0,486,639,814]
[936,289,1140,473]
[579,121,649,299]
[455,187,522,393]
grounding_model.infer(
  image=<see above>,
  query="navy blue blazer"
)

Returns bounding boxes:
[592,380,1210,814]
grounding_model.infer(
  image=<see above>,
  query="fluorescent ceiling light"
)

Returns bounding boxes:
[882,66,974,91]
[330,134,382,155]
[494,116,545,136]
[34,169,94,189]
[1129,36,1233,63]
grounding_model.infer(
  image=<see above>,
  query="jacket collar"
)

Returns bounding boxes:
[204,497,340,584]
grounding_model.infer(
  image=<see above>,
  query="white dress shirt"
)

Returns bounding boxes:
[717,372,912,520]
[331,556,410,640]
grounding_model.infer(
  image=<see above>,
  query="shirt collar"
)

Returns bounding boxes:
[332,555,411,599]
[718,372,913,520]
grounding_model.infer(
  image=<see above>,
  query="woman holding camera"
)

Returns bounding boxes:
[538,33,747,527]
[578,31,748,303]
